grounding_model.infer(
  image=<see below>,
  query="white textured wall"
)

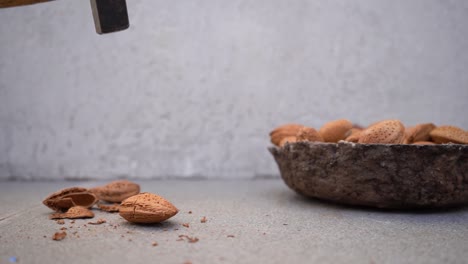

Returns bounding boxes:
[0,0,467,180]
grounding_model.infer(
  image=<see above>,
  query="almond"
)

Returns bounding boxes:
[405,123,436,143]
[296,126,323,142]
[429,126,468,144]
[319,119,353,143]
[49,206,95,219]
[43,187,98,212]
[344,128,362,143]
[119,193,178,224]
[358,119,405,144]
[279,136,297,147]
[412,141,436,145]
[89,180,140,203]
[269,124,303,146]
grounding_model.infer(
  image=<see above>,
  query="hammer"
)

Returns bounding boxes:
[0,0,129,34]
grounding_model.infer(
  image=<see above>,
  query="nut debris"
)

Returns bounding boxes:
[97,203,120,213]
[52,231,67,241]
[178,235,199,243]
[88,219,107,225]
[182,223,190,228]
[200,216,207,223]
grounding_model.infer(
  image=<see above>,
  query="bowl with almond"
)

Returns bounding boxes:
[269,119,468,209]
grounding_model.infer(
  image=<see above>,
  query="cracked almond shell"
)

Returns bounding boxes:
[119,193,178,224]
[43,187,98,211]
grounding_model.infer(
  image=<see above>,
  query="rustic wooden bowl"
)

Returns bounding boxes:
[269,141,468,209]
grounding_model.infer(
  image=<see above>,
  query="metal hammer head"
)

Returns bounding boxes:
[90,0,129,34]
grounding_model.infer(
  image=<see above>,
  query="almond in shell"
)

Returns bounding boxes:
[412,141,436,145]
[344,128,362,143]
[279,136,297,147]
[358,119,405,144]
[429,126,468,144]
[296,126,324,142]
[319,119,353,143]
[405,123,436,143]
[89,180,140,203]
[119,193,178,224]
[269,124,303,146]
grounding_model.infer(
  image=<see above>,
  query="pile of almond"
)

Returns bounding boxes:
[43,180,178,224]
[270,119,468,147]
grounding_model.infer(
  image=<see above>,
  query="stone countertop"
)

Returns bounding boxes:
[0,180,467,264]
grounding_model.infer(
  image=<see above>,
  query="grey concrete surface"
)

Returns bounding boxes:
[1,1,468,180]
[0,180,467,264]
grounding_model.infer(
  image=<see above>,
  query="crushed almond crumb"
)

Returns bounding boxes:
[52,231,67,241]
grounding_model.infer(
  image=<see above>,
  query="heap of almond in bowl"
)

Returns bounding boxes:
[270,119,468,147]
[268,119,468,209]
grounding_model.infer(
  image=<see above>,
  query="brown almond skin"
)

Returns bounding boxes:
[269,124,303,146]
[430,126,468,144]
[296,127,323,142]
[319,119,353,143]
[119,193,178,224]
[43,187,98,212]
[358,119,406,144]
[405,123,436,143]
[90,180,140,203]
[279,136,297,147]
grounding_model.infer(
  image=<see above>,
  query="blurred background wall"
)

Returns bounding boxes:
[0,0,467,180]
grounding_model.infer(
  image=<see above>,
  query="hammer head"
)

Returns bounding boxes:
[90,0,129,34]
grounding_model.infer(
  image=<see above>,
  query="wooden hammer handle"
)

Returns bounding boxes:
[0,0,52,8]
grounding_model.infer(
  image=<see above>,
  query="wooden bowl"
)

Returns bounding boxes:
[269,141,468,209]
